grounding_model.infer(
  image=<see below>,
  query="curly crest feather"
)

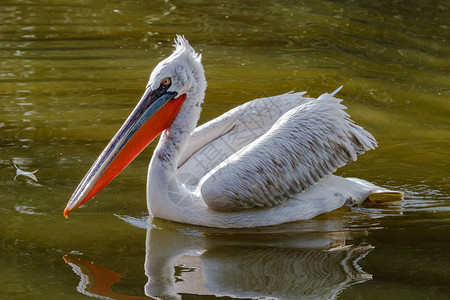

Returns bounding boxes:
[173,35,202,62]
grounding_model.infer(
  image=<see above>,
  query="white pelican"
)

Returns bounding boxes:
[64,36,401,228]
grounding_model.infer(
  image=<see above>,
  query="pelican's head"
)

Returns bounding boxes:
[148,36,205,101]
[63,36,205,218]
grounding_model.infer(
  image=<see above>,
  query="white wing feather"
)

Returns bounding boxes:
[177,92,312,184]
[199,89,377,212]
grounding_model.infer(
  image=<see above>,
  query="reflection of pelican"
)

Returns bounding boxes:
[64,222,373,300]
[145,223,374,300]
[64,36,401,227]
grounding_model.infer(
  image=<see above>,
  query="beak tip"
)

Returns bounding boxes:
[63,207,70,219]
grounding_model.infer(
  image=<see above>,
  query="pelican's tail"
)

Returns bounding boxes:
[365,191,404,203]
[344,177,403,206]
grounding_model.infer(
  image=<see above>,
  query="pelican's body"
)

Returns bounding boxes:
[64,36,401,228]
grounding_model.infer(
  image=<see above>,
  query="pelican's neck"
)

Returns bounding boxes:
[153,79,206,172]
[147,55,206,216]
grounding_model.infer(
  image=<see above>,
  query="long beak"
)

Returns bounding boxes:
[64,88,186,218]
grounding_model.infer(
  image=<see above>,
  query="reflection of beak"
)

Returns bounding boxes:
[63,255,152,299]
[64,88,186,218]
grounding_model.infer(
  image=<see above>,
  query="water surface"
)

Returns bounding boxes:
[1,0,449,299]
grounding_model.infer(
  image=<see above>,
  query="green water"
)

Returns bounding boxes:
[1,0,449,299]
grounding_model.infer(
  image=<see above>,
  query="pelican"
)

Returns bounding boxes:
[64,36,401,228]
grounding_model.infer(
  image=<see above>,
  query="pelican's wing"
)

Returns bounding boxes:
[199,89,378,212]
[177,92,312,183]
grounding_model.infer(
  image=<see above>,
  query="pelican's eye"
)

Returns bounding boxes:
[161,77,171,87]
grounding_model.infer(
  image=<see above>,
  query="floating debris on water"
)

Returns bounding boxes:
[14,163,38,182]
[15,205,45,215]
